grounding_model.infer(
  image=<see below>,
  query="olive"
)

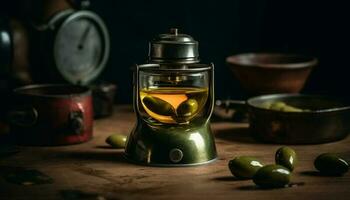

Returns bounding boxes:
[177,99,199,117]
[142,96,175,116]
[314,153,349,176]
[106,134,127,148]
[269,101,286,111]
[228,156,264,179]
[264,101,304,112]
[260,102,272,109]
[275,147,297,171]
[253,164,291,188]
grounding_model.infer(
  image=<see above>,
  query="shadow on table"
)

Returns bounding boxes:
[0,166,25,176]
[212,176,242,182]
[214,127,257,144]
[95,145,119,149]
[300,170,342,177]
[52,150,129,164]
[236,182,305,191]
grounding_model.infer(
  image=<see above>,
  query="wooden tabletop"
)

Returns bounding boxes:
[1,105,350,200]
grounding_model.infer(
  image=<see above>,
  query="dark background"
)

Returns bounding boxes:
[3,0,350,103]
[91,0,350,103]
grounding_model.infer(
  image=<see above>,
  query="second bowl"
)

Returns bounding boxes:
[226,53,318,94]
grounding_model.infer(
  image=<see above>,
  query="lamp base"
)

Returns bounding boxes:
[124,120,217,167]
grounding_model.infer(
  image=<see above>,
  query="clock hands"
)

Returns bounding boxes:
[77,24,92,50]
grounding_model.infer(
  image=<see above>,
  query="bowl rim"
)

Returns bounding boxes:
[247,93,350,113]
[13,84,91,99]
[226,53,318,69]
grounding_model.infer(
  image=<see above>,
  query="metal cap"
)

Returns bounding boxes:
[149,28,199,64]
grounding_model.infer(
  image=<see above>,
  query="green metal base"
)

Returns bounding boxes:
[124,120,217,166]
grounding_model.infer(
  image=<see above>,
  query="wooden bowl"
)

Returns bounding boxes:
[226,53,318,94]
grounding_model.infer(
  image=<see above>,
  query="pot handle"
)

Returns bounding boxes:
[214,99,248,122]
[69,110,84,135]
[8,106,38,127]
[215,99,247,111]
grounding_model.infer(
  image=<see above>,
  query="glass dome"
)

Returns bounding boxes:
[135,63,214,126]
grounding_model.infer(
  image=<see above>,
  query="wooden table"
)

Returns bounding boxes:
[1,105,350,200]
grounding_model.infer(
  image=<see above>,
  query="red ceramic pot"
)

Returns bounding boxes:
[10,84,93,146]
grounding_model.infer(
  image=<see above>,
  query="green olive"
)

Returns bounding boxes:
[281,105,303,112]
[253,164,291,188]
[228,156,264,179]
[177,99,199,117]
[259,102,272,109]
[275,147,297,171]
[142,96,175,116]
[314,153,349,176]
[106,134,127,148]
[262,101,305,112]
[269,101,287,111]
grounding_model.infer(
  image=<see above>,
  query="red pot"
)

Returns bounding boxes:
[10,84,93,146]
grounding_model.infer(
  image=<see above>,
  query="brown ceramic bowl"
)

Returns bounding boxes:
[226,53,318,94]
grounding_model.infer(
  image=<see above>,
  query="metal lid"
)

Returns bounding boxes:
[149,28,199,64]
[137,63,212,73]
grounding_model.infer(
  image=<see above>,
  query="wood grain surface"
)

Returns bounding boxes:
[1,105,350,200]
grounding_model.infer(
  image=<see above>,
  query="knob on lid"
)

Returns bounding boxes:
[149,28,199,64]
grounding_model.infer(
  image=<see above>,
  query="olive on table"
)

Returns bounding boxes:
[177,99,199,117]
[228,156,264,179]
[269,101,286,111]
[142,96,175,116]
[106,134,127,148]
[253,164,291,188]
[275,147,297,171]
[314,153,349,176]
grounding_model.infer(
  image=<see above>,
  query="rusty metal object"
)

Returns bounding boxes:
[10,84,93,146]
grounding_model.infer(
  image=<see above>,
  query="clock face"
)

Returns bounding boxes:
[54,11,109,85]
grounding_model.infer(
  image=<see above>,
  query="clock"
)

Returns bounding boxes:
[32,8,110,85]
